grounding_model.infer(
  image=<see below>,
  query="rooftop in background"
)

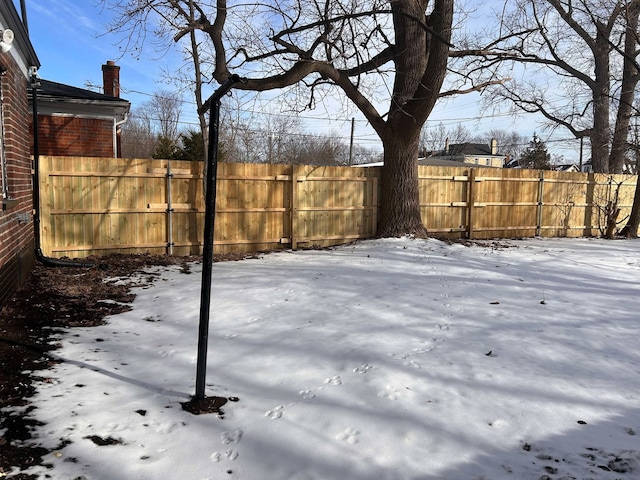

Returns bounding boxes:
[440,143,495,156]
[36,79,127,104]
[34,78,130,123]
[354,158,500,168]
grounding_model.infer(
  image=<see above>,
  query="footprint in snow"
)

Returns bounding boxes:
[336,427,360,445]
[324,375,342,386]
[220,429,243,444]
[299,389,316,399]
[403,359,423,369]
[210,450,239,462]
[353,363,373,374]
[378,385,403,400]
[265,405,284,419]
[225,449,239,461]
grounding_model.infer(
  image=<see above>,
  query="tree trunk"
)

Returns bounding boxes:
[609,1,640,174]
[591,33,611,173]
[374,0,451,238]
[378,130,427,237]
[620,153,640,238]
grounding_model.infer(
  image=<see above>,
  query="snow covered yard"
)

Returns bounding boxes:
[10,237,640,480]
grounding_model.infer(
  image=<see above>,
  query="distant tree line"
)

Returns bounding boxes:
[121,90,381,165]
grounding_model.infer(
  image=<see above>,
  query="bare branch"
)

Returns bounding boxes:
[439,78,511,97]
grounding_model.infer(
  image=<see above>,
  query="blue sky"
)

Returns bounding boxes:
[17,0,582,160]
[20,0,200,126]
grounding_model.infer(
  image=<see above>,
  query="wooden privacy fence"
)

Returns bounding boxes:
[38,156,378,258]
[418,165,636,239]
[38,156,637,258]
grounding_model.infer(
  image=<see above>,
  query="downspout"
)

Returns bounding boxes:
[20,0,29,34]
[114,113,128,158]
[30,67,93,267]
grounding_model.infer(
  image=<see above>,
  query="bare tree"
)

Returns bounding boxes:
[149,90,182,143]
[420,122,448,155]
[261,115,304,164]
[479,129,524,156]
[479,0,640,174]
[102,0,504,237]
[120,107,156,158]
[420,122,473,156]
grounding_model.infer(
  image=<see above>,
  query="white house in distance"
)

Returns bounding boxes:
[428,139,505,168]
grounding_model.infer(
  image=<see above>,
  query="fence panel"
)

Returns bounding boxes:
[418,165,469,235]
[471,168,541,239]
[293,164,379,249]
[39,156,639,258]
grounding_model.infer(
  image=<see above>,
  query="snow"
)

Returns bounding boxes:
[9,237,640,480]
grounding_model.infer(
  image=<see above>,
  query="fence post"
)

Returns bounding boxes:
[467,169,476,239]
[166,160,174,255]
[291,165,298,250]
[536,171,545,237]
[37,156,51,256]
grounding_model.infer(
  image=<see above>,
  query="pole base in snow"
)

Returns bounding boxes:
[180,395,239,416]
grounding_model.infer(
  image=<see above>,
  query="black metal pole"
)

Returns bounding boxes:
[195,75,241,400]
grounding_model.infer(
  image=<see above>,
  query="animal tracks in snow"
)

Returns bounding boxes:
[220,429,243,444]
[377,385,402,401]
[336,427,360,445]
[211,429,244,463]
[210,449,239,463]
[353,363,373,374]
[323,375,343,386]
[264,405,285,419]
[391,337,445,369]
[299,389,316,399]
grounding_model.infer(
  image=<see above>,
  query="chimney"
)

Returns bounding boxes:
[491,138,498,155]
[445,137,449,154]
[102,60,120,97]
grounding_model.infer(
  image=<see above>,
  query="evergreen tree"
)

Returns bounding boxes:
[152,135,178,160]
[174,130,205,161]
[520,134,552,170]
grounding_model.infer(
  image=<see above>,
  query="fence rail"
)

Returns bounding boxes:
[38,156,637,258]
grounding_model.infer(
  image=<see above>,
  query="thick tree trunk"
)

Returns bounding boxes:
[609,1,640,174]
[620,152,640,238]
[375,0,451,238]
[378,130,427,237]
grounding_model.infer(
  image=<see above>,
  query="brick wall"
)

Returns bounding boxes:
[0,54,36,309]
[32,115,115,157]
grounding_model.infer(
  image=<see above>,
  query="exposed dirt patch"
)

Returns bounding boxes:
[0,252,257,478]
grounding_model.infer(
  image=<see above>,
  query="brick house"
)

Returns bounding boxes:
[0,1,40,309]
[29,61,130,157]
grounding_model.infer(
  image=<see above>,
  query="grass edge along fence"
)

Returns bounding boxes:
[38,156,637,258]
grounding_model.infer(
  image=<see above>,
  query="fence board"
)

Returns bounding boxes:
[38,156,638,258]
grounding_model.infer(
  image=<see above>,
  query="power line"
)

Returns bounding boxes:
[121,85,585,152]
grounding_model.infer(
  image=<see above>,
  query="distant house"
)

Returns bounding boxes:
[0,1,40,309]
[429,139,505,168]
[29,61,130,158]
[418,157,490,168]
[554,164,581,173]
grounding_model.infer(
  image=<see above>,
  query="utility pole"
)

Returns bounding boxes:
[349,118,355,165]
